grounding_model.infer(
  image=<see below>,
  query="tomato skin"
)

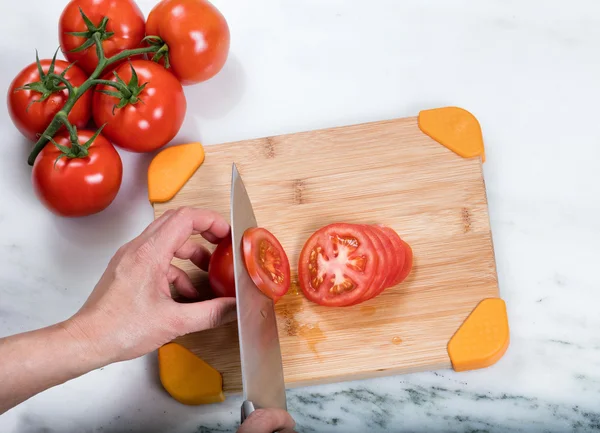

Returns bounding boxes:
[7,60,92,142]
[32,130,122,217]
[59,0,146,75]
[298,223,378,307]
[208,235,236,298]
[146,0,230,85]
[92,60,187,153]
[396,240,413,284]
[242,228,290,302]
[378,225,406,286]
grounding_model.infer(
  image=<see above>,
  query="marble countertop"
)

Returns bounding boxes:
[1,0,600,431]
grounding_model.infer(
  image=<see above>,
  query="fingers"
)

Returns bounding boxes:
[151,207,230,260]
[174,297,237,334]
[237,409,296,433]
[175,240,212,271]
[167,265,199,299]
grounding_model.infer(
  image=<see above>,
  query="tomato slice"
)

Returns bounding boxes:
[242,227,291,302]
[396,239,413,284]
[378,225,406,286]
[298,223,378,307]
[348,225,388,304]
[369,225,398,289]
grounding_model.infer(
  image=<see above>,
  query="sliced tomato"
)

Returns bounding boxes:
[396,239,414,284]
[298,223,378,307]
[347,225,388,304]
[242,227,290,302]
[378,225,406,286]
[360,225,401,301]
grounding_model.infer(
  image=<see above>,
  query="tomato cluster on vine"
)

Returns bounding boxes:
[7,0,230,217]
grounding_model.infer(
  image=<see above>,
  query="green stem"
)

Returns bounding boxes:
[47,73,76,97]
[56,112,78,144]
[27,37,160,166]
[90,79,132,98]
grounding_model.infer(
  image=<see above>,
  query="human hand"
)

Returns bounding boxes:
[237,408,296,433]
[65,207,237,364]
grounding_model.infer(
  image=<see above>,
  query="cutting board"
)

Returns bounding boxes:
[152,108,504,394]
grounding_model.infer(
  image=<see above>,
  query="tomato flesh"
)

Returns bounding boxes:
[208,234,236,298]
[242,228,290,302]
[298,223,377,307]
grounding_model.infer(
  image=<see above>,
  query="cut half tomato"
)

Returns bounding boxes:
[298,223,378,307]
[242,227,291,302]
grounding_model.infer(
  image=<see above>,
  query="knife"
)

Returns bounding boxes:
[230,163,287,423]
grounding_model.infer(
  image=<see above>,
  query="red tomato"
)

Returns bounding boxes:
[7,59,92,142]
[208,234,236,298]
[242,228,290,302]
[32,130,122,217]
[378,225,406,286]
[146,0,230,85]
[59,0,145,75]
[92,60,187,153]
[396,240,413,284]
[298,223,378,307]
[350,225,388,304]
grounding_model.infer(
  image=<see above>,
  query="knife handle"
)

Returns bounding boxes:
[241,400,255,423]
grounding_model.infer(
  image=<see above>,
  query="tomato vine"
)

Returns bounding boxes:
[25,9,169,166]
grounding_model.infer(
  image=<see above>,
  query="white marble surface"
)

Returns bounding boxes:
[1,0,600,431]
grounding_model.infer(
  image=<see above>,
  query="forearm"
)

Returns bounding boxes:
[0,319,110,415]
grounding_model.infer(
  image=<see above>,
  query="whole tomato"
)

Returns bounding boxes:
[92,60,186,153]
[7,59,92,142]
[59,0,146,75]
[146,0,230,85]
[208,234,236,298]
[32,130,123,217]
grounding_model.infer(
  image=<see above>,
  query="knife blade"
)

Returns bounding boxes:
[230,163,287,422]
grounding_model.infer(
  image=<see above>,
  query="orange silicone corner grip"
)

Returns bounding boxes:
[148,142,205,203]
[447,298,509,372]
[158,343,225,405]
[418,107,485,162]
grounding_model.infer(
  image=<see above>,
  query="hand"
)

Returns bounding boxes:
[65,207,237,364]
[237,409,296,433]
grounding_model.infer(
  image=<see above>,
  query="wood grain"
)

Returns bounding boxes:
[153,116,499,393]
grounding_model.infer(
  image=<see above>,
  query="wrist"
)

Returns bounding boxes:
[60,314,116,370]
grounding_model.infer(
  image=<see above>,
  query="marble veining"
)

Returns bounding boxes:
[2,0,600,431]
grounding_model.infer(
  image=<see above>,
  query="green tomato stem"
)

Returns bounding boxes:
[26,35,161,166]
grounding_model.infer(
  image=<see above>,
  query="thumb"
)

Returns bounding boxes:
[175,297,237,334]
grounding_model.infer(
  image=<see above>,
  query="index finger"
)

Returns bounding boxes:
[151,207,230,257]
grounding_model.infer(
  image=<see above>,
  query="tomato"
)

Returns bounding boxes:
[32,130,122,217]
[208,234,236,298]
[242,228,290,302]
[59,0,146,75]
[146,0,230,85]
[92,60,187,153]
[7,59,92,142]
[351,225,387,304]
[396,240,413,284]
[378,225,406,286]
[298,223,378,307]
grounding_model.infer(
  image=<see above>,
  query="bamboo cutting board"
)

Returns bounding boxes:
[152,107,505,394]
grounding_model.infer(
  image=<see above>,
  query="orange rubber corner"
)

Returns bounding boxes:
[158,343,225,405]
[447,298,509,372]
[148,142,205,204]
[418,107,485,162]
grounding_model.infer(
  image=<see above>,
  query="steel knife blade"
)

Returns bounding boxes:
[230,163,287,421]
